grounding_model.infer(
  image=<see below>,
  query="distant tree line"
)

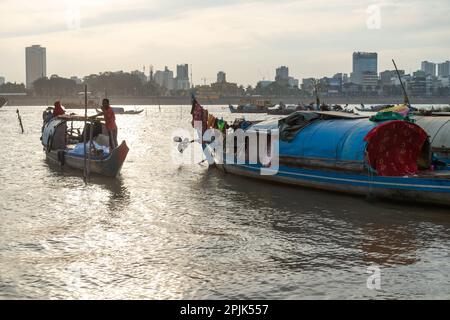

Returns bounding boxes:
[33,75,78,96]
[24,71,170,97]
[0,82,26,93]
[3,71,450,98]
[253,81,302,97]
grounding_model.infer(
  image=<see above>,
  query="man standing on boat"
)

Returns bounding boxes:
[91,98,118,150]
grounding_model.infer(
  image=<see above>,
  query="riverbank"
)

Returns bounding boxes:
[2,95,450,106]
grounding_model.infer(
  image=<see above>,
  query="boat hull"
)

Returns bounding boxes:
[46,141,129,177]
[229,105,267,114]
[267,109,297,115]
[123,110,144,115]
[216,163,450,206]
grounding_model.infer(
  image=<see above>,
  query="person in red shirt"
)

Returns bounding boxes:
[91,98,118,150]
[53,101,65,117]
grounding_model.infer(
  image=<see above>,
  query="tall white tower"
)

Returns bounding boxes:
[26,45,47,89]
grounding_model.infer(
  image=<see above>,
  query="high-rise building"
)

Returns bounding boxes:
[342,74,349,84]
[154,66,175,91]
[301,78,315,94]
[275,66,289,81]
[330,74,344,93]
[217,71,226,83]
[0,76,5,86]
[361,71,379,91]
[26,45,46,89]
[421,61,436,77]
[175,64,190,90]
[380,70,404,85]
[351,52,378,85]
[176,64,189,80]
[288,77,299,88]
[438,61,450,77]
[411,70,427,96]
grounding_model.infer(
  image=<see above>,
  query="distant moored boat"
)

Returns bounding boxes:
[0,97,8,108]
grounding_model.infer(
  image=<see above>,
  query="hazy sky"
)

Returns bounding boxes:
[0,0,449,85]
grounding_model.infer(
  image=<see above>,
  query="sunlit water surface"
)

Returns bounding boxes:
[0,105,449,299]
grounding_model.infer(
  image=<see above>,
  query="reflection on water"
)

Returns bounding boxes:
[44,159,131,215]
[0,105,449,299]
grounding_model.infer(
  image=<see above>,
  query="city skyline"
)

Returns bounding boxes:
[1,0,449,85]
[14,46,450,89]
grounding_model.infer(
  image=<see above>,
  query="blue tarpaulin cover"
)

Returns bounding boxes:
[67,141,110,158]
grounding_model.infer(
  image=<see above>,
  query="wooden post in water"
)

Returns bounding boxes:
[87,121,93,183]
[16,109,24,134]
[83,85,88,184]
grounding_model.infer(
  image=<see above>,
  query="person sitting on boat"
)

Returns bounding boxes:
[90,98,118,150]
[53,101,65,117]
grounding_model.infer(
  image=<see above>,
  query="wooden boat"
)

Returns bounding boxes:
[205,111,450,206]
[229,104,268,114]
[0,97,8,108]
[95,107,144,115]
[229,98,272,113]
[267,103,302,115]
[123,109,144,115]
[41,114,128,177]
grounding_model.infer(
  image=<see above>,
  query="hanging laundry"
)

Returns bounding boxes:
[191,97,208,134]
[191,99,204,124]
[207,113,216,129]
[217,118,226,131]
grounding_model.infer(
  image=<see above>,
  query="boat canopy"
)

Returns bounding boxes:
[279,118,377,162]
[415,116,450,150]
[246,115,430,176]
[42,118,66,148]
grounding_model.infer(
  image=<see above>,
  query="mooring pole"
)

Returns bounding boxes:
[87,122,93,183]
[16,109,24,134]
[83,85,88,184]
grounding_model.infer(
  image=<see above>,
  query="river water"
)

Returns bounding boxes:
[0,105,449,300]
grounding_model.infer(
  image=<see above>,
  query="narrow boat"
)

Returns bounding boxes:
[41,114,129,177]
[95,107,144,115]
[355,104,393,113]
[229,98,272,113]
[123,109,144,115]
[229,104,268,114]
[267,103,302,115]
[0,97,8,108]
[205,111,450,206]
